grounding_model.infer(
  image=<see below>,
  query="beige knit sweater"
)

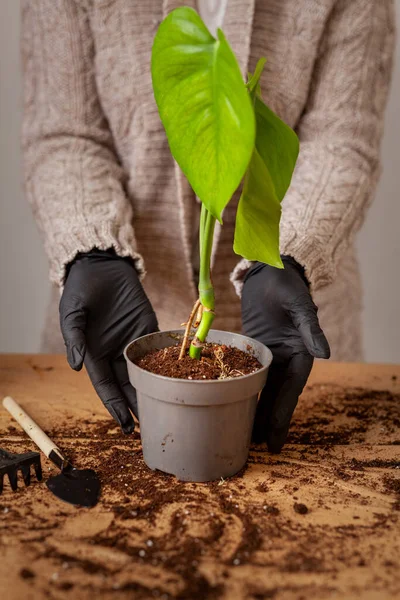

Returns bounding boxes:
[21,0,395,360]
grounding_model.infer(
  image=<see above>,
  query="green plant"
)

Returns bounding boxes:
[151,7,299,359]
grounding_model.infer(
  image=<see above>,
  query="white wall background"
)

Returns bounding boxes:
[0,1,50,354]
[0,1,399,362]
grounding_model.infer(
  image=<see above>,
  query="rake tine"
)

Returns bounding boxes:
[20,464,31,487]
[33,457,43,481]
[8,468,18,492]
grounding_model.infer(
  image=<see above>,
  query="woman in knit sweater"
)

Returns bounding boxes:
[21,0,395,451]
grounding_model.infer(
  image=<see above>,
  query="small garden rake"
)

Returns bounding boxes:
[0,447,42,493]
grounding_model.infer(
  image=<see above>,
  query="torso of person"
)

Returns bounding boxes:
[42,0,365,361]
[88,0,328,329]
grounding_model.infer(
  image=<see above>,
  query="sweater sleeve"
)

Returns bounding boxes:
[231,0,395,295]
[21,0,145,287]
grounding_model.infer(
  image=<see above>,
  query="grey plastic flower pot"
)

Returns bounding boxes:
[124,329,272,482]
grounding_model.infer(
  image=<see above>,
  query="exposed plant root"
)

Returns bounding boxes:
[180,303,203,330]
[214,347,230,379]
[230,369,245,377]
[214,347,245,380]
[179,299,201,360]
[193,303,204,328]
[168,333,183,341]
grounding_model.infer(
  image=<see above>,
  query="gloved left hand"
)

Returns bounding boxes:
[241,256,330,453]
[60,248,158,434]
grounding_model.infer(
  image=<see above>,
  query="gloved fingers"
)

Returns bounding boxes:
[59,296,87,371]
[288,294,330,359]
[252,362,286,444]
[133,310,160,339]
[266,352,314,453]
[112,355,139,420]
[85,356,135,434]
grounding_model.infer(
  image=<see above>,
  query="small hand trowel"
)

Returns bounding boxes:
[2,397,100,507]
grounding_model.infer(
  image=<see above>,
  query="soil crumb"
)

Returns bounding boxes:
[264,505,280,516]
[293,503,309,515]
[20,568,35,579]
[131,342,262,380]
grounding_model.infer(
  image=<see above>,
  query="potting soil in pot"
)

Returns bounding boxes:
[130,343,262,380]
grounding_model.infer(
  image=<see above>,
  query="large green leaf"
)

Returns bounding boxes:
[151,7,255,222]
[234,63,299,266]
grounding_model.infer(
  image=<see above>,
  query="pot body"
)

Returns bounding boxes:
[124,330,272,482]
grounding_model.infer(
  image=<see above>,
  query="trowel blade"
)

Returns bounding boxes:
[46,468,101,507]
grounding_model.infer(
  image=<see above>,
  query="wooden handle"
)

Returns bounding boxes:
[2,396,65,464]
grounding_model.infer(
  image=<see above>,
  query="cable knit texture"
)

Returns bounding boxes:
[21,0,395,360]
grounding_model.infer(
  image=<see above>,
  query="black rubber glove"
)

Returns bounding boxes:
[241,256,330,453]
[60,249,158,434]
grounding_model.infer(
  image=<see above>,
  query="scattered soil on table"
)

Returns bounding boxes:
[349,458,400,469]
[286,386,400,446]
[281,551,325,573]
[382,475,400,495]
[382,474,400,512]
[1,382,400,600]
[130,342,262,380]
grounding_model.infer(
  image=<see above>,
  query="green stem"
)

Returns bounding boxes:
[198,204,216,310]
[189,204,216,359]
[189,309,215,359]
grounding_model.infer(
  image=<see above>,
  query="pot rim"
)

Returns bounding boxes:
[123,329,273,386]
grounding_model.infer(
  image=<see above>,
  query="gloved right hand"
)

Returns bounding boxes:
[242,257,330,453]
[59,249,158,433]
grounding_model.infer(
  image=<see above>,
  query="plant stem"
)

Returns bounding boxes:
[198,204,216,310]
[189,204,216,359]
[189,308,215,359]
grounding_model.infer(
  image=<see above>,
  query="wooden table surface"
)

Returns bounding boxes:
[0,355,399,600]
